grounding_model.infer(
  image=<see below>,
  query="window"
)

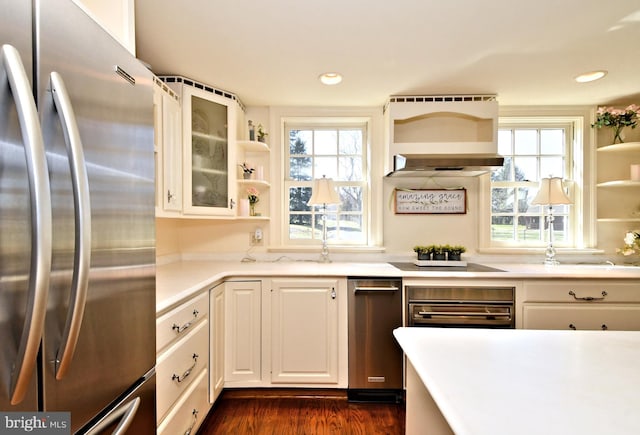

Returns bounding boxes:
[490,123,574,247]
[284,122,368,246]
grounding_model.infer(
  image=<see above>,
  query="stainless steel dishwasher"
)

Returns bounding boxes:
[348,277,403,402]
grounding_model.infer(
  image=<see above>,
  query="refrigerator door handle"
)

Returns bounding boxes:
[49,71,92,380]
[84,397,141,435]
[2,44,52,405]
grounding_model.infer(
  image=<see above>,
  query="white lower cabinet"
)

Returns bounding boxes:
[156,290,211,429]
[210,283,225,402]
[224,280,262,384]
[523,305,640,330]
[157,369,209,435]
[270,278,342,384]
[521,280,640,331]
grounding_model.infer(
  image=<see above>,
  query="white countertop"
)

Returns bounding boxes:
[394,327,640,435]
[155,260,640,313]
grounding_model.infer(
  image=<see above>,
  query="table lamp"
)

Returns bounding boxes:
[531,177,572,265]
[308,175,341,263]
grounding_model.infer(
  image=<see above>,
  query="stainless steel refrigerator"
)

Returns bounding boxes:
[1,0,156,433]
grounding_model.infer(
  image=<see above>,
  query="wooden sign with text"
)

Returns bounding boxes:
[394,188,467,214]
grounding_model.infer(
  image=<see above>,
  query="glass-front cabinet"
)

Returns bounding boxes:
[182,86,237,216]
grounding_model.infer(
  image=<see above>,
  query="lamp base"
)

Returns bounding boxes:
[543,244,559,266]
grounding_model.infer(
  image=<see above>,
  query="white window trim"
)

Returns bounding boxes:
[266,107,385,252]
[479,108,598,253]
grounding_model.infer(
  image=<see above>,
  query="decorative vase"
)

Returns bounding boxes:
[433,252,446,261]
[243,172,251,180]
[417,252,431,261]
[613,125,625,144]
[250,202,256,216]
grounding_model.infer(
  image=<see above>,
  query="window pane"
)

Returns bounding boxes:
[492,188,514,213]
[338,156,362,181]
[339,130,363,154]
[339,186,362,212]
[289,187,311,211]
[315,130,337,155]
[540,156,564,178]
[491,216,514,240]
[339,214,364,242]
[518,216,542,241]
[289,130,312,154]
[514,130,537,154]
[540,129,564,154]
[314,157,337,179]
[497,130,512,155]
[491,157,513,181]
[512,156,537,181]
[289,214,312,239]
[290,157,312,180]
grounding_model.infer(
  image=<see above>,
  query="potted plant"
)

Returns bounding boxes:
[257,124,268,143]
[432,245,446,261]
[413,245,433,261]
[447,245,467,261]
[239,162,254,179]
[591,105,640,144]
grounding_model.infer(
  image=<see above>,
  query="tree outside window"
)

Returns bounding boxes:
[285,124,367,245]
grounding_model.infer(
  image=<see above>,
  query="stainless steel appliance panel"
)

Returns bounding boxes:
[0,0,42,412]
[82,372,156,435]
[36,0,156,431]
[348,278,403,396]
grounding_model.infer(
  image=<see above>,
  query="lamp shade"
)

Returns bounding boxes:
[308,176,340,205]
[531,177,572,205]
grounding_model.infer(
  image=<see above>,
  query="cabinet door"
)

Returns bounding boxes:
[210,284,225,402]
[161,91,182,212]
[271,278,339,384]
[523,304,640,331]
[224,281,261,383]
[182,86,237,216]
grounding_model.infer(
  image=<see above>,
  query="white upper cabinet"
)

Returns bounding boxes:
[153,78,182,216]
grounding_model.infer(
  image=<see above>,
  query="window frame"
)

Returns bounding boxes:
[479,114,590,252]
[282,120,370,247]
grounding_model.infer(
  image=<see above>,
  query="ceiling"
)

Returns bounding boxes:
[135,0,640,108]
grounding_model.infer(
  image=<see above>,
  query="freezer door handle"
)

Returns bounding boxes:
[84,397,141,435]
[49,71,92,380]
[2,44,52,405]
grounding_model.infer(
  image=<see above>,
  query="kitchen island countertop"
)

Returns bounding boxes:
[156,260,640,314]
[394,327,640,435]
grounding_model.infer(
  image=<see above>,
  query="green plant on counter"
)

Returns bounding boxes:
[448,245,467,255]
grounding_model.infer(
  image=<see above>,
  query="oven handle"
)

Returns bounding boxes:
[354,286,399,292]
[418,311,511,317]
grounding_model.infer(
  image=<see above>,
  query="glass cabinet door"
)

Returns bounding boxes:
[183,87,236,216]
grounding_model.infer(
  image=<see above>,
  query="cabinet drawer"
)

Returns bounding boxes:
[523,281,640,303]
[157,319,209,423]
[157,291,209,353]
[157,369,210,435]
[523,304,640,331]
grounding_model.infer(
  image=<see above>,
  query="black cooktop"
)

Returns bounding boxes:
[389,262,506,272]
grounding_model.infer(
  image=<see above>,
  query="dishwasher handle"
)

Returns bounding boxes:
[353,286,400,293]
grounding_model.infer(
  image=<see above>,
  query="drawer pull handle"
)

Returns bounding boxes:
[568,290,607,301]
[184,408,199,435]
[172,353,198,383]
[172,309,199,334]
[569,324,577,330]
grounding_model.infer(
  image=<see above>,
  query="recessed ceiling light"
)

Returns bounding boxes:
[319,72,342,85]
[574,70,607,83]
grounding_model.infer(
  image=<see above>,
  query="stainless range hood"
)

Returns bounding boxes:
[386,153,504,177]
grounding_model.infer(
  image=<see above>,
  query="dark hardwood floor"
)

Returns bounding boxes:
[197,389,405,435]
